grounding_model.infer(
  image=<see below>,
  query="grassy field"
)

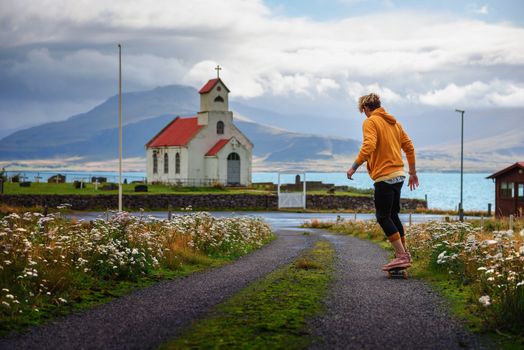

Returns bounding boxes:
[2,182,374,197]
[162,239,335,349]
[2,182,268,195]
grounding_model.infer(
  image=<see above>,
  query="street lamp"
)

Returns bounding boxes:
[455,109,465,221]
[118,44,123,212]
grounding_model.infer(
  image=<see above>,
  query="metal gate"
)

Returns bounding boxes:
[227,152,240,185]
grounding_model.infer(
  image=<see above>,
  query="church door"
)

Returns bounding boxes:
[227,152,240,185]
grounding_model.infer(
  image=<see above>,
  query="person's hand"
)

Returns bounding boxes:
[346,168,356,180]
[408,173,419,191]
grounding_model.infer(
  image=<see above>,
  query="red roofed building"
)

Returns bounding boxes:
[487,162,524,217]
[145,75,253,186]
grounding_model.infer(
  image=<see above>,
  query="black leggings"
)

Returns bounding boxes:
[373,181,404,237]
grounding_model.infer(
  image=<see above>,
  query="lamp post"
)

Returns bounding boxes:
[118,44,123,212]
[455,109,465,221]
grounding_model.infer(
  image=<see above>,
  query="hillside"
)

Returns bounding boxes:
[0,85,360,168]
[0,84,522,172]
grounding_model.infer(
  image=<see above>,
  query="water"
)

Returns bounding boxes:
[3,170,494,211]
[255,172,494,211]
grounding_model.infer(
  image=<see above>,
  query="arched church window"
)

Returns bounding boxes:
[153,152,158,174]
[164,153,169,174]
[214,95,224,103]
[217,121,224,135]
[227,152,240,161]
[175,153,181,174]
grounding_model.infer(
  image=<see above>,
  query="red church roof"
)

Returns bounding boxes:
[199,78,230,94]
[205,138,231,156]
[146,117,203,148]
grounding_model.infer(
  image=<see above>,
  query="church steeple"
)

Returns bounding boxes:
[198,68,230,113]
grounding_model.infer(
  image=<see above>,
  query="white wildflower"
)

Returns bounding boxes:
[478,295,491,307]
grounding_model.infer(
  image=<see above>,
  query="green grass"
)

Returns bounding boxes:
[161,240,335,350]
[3,182,376,198]
[3,182,272,195]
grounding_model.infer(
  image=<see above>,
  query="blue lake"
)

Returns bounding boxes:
[4,170,494,211]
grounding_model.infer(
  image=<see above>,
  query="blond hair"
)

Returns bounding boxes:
[358,93,381,113]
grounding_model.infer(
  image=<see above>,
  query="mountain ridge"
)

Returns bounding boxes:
[0,84,523,172]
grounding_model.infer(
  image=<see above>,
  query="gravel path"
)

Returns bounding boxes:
[0,230,318,350]
[309,231,495,350]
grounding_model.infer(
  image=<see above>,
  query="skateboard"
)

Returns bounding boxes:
[386,266,409,279]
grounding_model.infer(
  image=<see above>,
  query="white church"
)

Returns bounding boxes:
[145,72,253,186]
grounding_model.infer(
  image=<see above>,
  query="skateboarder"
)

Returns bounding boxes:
[346,93,418,271]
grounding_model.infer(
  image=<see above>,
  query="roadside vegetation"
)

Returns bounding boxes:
[0,210,273,335]
[304,217,524,348]
[162,240,335,350]
[2,182,268,195]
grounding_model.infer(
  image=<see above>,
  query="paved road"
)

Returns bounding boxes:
[309,231,495,350]
[0,230,318,350]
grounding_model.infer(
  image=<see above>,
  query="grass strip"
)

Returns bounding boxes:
[161,239,335,350]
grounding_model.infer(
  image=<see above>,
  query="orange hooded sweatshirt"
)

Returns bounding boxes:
[355,107,415,182]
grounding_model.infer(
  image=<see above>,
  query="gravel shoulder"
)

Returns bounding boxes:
[0,229,318,350]
[309,230,495,350]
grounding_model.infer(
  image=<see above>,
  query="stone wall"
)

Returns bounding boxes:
[0,194,426,211]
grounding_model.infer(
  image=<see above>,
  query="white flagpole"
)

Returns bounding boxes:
[118,44,123,212]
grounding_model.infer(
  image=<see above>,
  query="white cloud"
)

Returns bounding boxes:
[346,82,404,104]
[472,4,489,15]
[316,78,340,94]
[417,80,524,107]
[1,0,524,128]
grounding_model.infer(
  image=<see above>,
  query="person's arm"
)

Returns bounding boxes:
[347,119,377,179]
[400,126,419,190]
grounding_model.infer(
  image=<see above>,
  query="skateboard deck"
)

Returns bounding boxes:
[386,266,409,279]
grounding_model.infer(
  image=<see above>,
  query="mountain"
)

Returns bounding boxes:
[0,85,360,168]
[0,84,522,172]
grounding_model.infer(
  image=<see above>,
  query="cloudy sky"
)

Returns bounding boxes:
[1,0,523,136]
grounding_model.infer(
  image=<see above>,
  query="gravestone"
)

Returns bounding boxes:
[101,183,118,191]
[91,176,107,183]
[135,184,148,192]
[20,181,31,187]
[48,174,66,183]
[73,181,85,189]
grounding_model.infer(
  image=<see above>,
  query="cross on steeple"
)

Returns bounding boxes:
[215,65,222,78]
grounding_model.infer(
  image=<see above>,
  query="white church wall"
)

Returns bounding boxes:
[216,142,251,186]
[204,157,219,181]
[146,147,188,184]
[200,81,229,112]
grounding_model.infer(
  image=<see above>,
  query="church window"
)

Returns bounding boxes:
[153,152,158,174]
[217,121,224,134]
[164,153,169,174]
[214,95,224,103]
[227,152,240,161]
[175,153,181,174]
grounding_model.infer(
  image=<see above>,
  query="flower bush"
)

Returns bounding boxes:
[0,211,273,325]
